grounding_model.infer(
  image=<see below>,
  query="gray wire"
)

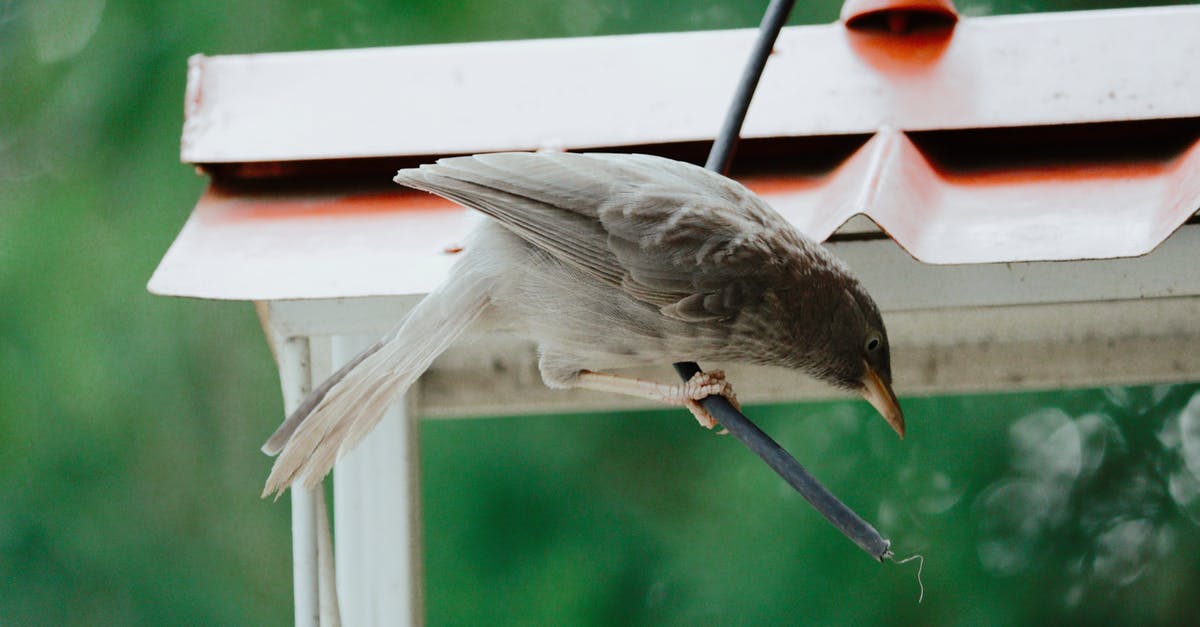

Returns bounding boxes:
[675,0,893,562]
[704,0,794,174]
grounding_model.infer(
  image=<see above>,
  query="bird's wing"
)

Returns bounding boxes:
[394,152,805,322]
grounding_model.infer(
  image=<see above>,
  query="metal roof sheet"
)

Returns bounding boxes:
[152,6,1200,301]
[181,6,1200,163]
[149,127,1200,299]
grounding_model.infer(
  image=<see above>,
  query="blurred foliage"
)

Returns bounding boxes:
[1,0,1198,625]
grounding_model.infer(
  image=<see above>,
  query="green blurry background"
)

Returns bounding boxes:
[2,0,1199,624]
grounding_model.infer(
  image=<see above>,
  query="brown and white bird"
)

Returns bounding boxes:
[261,152,904,497]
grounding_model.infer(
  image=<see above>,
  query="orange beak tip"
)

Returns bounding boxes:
[861,364,905,440]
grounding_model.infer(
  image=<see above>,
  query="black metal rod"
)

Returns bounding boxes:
[677,0,892,561]
[704,0,794,174]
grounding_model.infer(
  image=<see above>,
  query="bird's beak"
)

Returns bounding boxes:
[861,364,905,438]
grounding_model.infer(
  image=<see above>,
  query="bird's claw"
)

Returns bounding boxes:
[681,370,739,432]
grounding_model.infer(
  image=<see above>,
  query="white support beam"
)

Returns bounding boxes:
[416,295,1200,418]
[273,336,323,627]
[306,335,424,627]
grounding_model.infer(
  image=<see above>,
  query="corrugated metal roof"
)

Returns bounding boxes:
[152,5,1200,301]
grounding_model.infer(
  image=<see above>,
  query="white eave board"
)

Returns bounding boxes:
[181,6,1200,163]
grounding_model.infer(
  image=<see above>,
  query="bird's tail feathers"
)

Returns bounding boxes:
[261,268,490,497]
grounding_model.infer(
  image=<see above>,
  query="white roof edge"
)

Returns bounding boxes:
[181,5,1200,164]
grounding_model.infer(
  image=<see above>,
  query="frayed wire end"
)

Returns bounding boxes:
[892,553,925,604]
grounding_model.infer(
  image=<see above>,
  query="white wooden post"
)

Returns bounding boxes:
[314,334,424,627]
[266,320,424,626]
[274,336,322,627]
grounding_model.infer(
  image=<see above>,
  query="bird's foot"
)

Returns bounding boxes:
[570,369,739,432]
[680,370,739,431]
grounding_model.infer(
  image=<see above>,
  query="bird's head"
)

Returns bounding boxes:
[811,282,905,438]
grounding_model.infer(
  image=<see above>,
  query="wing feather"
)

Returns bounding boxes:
[394,152,806,322]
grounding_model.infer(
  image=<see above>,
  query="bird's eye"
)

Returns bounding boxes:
[865,331,882,353]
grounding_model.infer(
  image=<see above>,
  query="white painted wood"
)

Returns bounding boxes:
[258,283,1195,420]
[316,486,341,627]
[262,295,1200,418]
[274,336,322,627]
[414,296,1200,418]
[289,491,321,627]
[305,335,424,627]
